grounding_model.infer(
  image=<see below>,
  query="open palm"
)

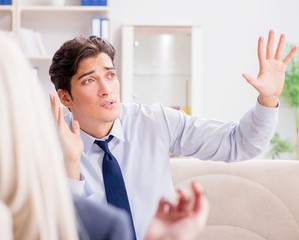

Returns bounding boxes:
[242,30,298,107]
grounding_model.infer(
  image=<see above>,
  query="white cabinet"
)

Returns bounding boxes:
[121,25,203,116]
[0,0,111,94]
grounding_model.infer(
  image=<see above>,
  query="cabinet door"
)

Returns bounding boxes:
[122,25,203,116]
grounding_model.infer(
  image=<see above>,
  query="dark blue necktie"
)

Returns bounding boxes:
[95,136,136,240]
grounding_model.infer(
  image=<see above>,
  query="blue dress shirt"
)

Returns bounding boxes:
[67,101,278,239]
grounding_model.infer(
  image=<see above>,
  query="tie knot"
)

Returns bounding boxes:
[94,135,114,153]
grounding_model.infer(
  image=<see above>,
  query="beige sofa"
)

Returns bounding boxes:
[170,157,299,240]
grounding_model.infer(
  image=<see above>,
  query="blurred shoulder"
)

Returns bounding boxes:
[73,196,132,240]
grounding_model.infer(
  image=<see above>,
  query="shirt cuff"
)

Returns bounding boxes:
[68,174,85,196]
[254,100,279,122]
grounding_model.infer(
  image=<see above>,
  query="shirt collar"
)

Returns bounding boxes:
[80,118,125,154]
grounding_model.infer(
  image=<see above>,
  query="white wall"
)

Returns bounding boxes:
[110,0,299,158]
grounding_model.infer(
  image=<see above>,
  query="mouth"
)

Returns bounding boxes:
[100,100,116,108]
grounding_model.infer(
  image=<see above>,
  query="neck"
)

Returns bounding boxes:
[80,121,114,139]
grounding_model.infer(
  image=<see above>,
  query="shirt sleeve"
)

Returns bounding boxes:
[68,174,86,196]
[167,101,278,161]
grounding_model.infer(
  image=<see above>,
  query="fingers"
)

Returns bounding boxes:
[242,73,259,91]
[157,198,166,211]
[191,182,202,212]
[49,93,56,119]
[190,182,209,227]
[58,106,64,126]
[266,29,274,59]
[155,197,167,215]
[283,45,298,65]
[198,192,210,226]
[176,189,191,212]
[172,182,204,215]
[72,120,81,136]
[49,93,61,123]
[51,94,75,134]
[264,29,298,65]
[274,33,285,60]
[158,189,192,218]
[258,36,265,69]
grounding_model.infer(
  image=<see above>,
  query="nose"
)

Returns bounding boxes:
[97,79,112,97]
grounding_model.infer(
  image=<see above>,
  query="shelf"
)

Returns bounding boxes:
[0,5,13,11]
[1,1,110,96]
[19,6,109,12]
[28,56,52,61]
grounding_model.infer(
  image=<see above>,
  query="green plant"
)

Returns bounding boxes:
[279,44,299,159]
[270,43,299,159]
[268,133,293,159]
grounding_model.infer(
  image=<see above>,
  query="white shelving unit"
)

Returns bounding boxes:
[0,0,111,94]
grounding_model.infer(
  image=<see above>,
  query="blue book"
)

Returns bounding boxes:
[91,0,107,6]
[2,0,11,5]
[98,0,107,6]
[81,0,107,6]
[81,0,91,6]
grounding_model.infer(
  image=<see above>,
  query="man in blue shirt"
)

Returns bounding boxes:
[49,30,297,239]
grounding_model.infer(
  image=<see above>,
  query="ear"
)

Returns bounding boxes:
[57,89,73,108]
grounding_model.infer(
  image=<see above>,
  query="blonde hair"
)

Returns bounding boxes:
[0,32,78,240]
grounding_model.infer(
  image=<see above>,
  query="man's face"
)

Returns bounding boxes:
[63,53,120,133]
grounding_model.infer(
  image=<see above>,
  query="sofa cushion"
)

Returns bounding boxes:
[170,158,299,240]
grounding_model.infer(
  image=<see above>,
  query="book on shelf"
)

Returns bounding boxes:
[34,32,47,56]
[20,28,47,58]
[0,0,12,5]
[91,17,109,40]
[91,17,101,38]
[81,0,107,6]
[100,18,109,40]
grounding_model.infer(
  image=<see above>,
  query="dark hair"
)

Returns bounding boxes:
[49,36,115,96]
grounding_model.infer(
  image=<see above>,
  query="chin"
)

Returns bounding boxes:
[106,109,120,122]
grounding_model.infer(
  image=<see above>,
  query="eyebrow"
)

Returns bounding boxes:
[78,67,115,80]
[78,70,94,80]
